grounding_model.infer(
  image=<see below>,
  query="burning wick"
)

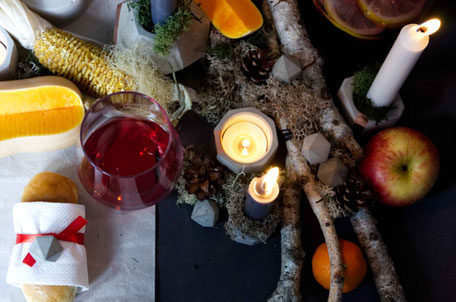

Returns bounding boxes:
[253,167,279,197]
[240,139,251,156]
[416,18,441,35]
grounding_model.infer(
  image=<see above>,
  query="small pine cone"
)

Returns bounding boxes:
[240,49,275,85]
[184,155,224,201]
[335,171,374,214]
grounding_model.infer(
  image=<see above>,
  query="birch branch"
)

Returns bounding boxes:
[267,0,363,160]
[351,208,407,302]
[268,156,304,302]
[278,118,344,302]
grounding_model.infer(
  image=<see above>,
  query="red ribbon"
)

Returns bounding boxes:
[16,216,87,267]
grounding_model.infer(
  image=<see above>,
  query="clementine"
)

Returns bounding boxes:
[312,239,367,293]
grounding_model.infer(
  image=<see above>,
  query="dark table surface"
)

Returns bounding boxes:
[157,1,456,301]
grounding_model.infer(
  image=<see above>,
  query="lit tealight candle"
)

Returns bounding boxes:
[244,167,280,220]
[215,108,278,174]
[221,121,268,164]
[367,19,441,107]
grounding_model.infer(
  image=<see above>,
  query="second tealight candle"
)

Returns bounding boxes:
[244,167,280,220]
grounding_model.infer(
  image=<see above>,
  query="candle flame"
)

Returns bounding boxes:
[240,139,251,156]
[417,19,441,35]
[241,139,251,148]
[261,167,279,195]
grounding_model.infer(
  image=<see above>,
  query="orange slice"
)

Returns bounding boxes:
[0,76,84,158]
[324,0,384,37]
[194,0,263,39]
[357,0,426,27]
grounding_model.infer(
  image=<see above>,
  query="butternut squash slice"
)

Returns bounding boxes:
[195,0,264,39]
[0,76,84,158]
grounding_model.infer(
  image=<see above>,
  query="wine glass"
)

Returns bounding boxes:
[78,91,183,210]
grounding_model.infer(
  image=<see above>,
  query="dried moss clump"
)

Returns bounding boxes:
[16,51,51,79]
[224,170,281,243]
[353,64,391,122]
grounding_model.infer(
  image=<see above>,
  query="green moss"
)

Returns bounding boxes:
[128,0,193,56]
[207,44,234,60]
[153,7,193,56]
[127,0,154,32]
[353,63,392,122]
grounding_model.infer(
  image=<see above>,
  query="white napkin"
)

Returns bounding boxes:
[6,202,89,291]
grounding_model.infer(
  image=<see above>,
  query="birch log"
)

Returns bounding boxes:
[268,156,304,302]
[277,118,345,302]
[267,0,363,159]
[351,208,407,302]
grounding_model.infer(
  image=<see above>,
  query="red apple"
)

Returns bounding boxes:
[359,127,439,206]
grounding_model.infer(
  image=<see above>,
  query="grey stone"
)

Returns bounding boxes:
[28,235,63,262]
[191,200,219,227]
[317,158,348,187]
[231,226,261,246]
[337,76,405,134]
[272,54,302,83]
[115,1,210,74]
[301,133,331,165]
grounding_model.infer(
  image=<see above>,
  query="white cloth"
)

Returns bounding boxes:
[6,202,89,291]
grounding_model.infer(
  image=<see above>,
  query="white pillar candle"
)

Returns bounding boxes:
[367,19,441,107]
[244,167,280,220]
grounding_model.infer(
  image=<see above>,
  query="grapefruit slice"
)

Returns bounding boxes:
[357,0,426,27]
[324,0,384,36]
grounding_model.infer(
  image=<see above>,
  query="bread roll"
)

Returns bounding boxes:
[20,172,79,302]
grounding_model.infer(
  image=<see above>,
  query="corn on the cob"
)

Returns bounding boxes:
[34,28,137,98]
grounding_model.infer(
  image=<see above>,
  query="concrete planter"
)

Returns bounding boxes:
[337,76,404,134]
[114,1,210,75]
[0,26,18,81]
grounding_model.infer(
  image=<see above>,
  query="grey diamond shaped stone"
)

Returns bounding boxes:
[28,235,63,262]
[317,158,348,187]
[302,133,331,165]
[191,200,219,227]
[272,54,302,83]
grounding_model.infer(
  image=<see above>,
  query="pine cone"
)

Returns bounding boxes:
[240,49,275,84]
[183,155,224,201]
[335,171,374,214]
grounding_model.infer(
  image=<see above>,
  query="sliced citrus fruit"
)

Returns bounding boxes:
[324,0,384,36]
[357,0,426,27]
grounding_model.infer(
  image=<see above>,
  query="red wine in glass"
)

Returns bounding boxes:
[78,92,183,210]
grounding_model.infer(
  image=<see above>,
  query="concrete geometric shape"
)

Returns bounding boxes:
[231,226,261,246]
[191,200,219,227]
[114,1,210,75]
[0,26,18,81]
[301,133,331,165]
[337,76,405,135]
[214,107,279,174]
[272,54,302,83]
[28,235,64,262]
[317,157,348,187]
